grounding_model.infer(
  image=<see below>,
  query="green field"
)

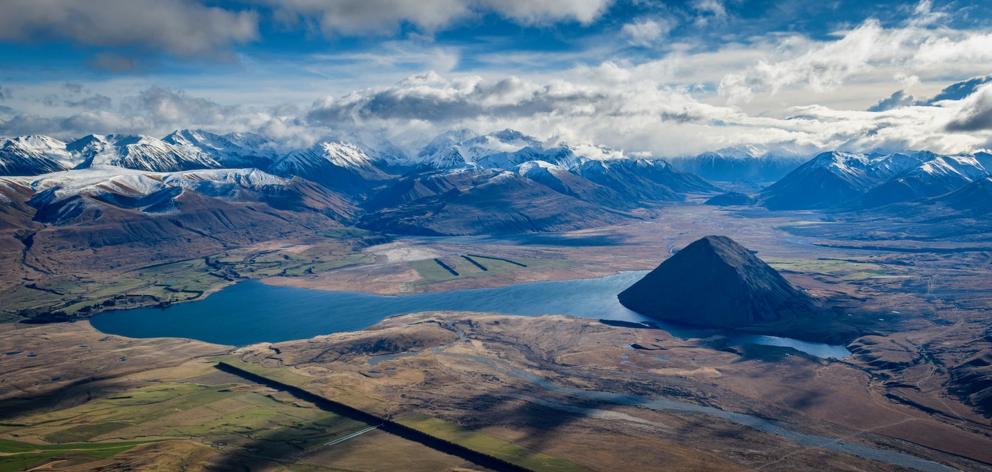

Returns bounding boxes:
[398,414,590,472]
[215,359,589,472]
[2,239,377,320]
[0,439,147,472]
[0,361,366,471]
[765,257,904,281]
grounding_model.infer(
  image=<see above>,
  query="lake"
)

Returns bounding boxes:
[90,272,851,359]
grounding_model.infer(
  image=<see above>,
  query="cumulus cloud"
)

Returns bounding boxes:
[298,70,988,157]
[691,0,727,26]
[868,90,917,112]
[717,2,992,105]
[483,0,612,25]
[0,111,131,137]
[946,83,992,132]
[719,20,884,103]
[0,86,269,139]
[307,72,623,123]
[0,0,258,57]
[262,0,612,36]
[122,87,237,128]
[693,0,726,17]
[4,65,990,158]
[622,17,677,47]
[0,86,9,101]
[3,0,992,159]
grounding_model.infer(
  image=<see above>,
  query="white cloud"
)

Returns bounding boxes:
[0,86,274,139]
[691,0,727,26]
[479,0,613,25]
[0,0,258,57]
[693,0,726,17]
[3,0,992,159]
[261,0,613,36]
[914,32,992,66]
[717,7,992,106]
[946,83,992,132]
[4,66,990,159]
[868,90,916,112]
[299,70,989,157]
[719,20,884,103]
[622,17,677,47]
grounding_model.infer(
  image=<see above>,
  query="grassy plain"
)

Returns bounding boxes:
[0,325,477,471]
[1,236,378,321]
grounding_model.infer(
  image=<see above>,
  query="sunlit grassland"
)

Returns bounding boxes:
[398,413,590,472]
[2,240,376,319]
[410,253,565,284]
[0,439,147,472]
[764,257,908,281]
[0,360,363,471]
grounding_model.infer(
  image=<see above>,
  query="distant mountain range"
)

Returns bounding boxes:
[752,150,992,215]
[670,146,806,185]
[4,127,990,240]
[0,128,721,237]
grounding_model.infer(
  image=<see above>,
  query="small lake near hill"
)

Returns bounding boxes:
[91,272,851,359]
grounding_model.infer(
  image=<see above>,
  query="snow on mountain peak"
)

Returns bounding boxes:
[516,159,566,177]
[0,135,75,176]
[416,128,542,167]
[708,144,767,159]
[564,143,627,162]
[315,141,375,168]
[69,134,221,172]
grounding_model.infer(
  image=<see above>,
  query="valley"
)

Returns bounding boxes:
[2,198,991,471]
[2,127,992,471]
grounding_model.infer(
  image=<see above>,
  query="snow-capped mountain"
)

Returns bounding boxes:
[573,157,717,202]
[862,154,990,207]
[473,143,628,170]
[865,151,938,180]
[671,147,805,184]
[416,128,643,172]
[415,128,542,168]
[512,159,631,208]
[69,134,221,172]
[759,151,901,210]
[760,150,990,210]
[17,167,353,226]
[1,166,354,279]
[0,135,75,176]
[414,129,476,169]
[163,129,277,169]
[270,141,392,194]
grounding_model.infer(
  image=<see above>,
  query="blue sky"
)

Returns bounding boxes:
[1,0,991,156]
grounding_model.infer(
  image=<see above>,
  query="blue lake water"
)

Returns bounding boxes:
[90,272,851,359]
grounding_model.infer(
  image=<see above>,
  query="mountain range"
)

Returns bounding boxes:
[0,129,721,239]
[753,150,992,215]
[4,127,991,240]
[670,146,806,185]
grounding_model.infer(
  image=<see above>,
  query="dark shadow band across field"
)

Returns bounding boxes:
[214,362,536,472]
